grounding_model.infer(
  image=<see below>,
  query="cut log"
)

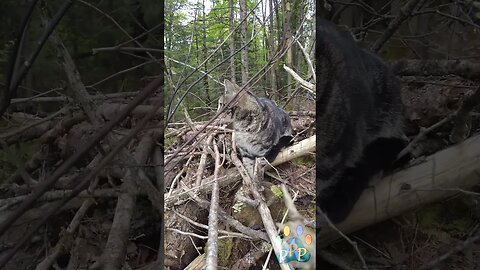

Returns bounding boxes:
[319,133,480,247]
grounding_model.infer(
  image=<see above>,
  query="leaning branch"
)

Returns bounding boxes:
[318,133,480,247]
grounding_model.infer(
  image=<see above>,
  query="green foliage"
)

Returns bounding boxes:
[0,0,162,103]
[165,0,315,121]
[291,155,315,167]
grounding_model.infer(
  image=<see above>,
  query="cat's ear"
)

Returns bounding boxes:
[224,79,240,95]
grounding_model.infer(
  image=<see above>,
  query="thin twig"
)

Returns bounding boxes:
[418,227,480,270]
[205,140,221,270]
[319,208,369,269]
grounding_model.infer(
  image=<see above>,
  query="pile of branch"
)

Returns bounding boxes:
[163,112,316,269]
[0,6,165,269]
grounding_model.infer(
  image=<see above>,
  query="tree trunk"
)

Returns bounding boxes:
[240,0,249,84]
[284,0,293,95]
[268,0,277,97]
[229,0,236,83]
[202,0,210,104]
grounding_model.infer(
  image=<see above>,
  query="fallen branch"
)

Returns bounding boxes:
[10,91,139,104]
[101,133,153,270]
[164,135,315,207]
[391,59,480,80]
[318,133,480,247]
[230,154,291,270]
[283,64,315,95]
[0,188,119,211]
[35,154,102,270]
[205,140,221,270]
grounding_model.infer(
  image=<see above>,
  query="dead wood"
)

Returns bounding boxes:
[10,92,139,104]
[230,154,292,270]
[371,0,426,52]
[164,134,315,207]
[205,141,221,270]
[3,111,85,146]
[449,86,480,143]
[101,133,154,270]
[392,59,480,80]
[0,77,163,242]
[318,133,480,247]
[418,227,480,270]
[35,154,102,270]
[0,188,119,211]
[0,83,164,268]
[231,248,269,270]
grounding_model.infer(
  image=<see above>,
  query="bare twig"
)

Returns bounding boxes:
[398,85,480,159]
[205,140,221,270]
[0,0,74,118]
[295,39,315,82]
[173,174,268,241]
[0,106,69,140]
[391,59,480,80]
[371,0,426,52]
[195,134,215,187]
[230,154,292,270]
[10,91,139,104]
[101,133,154,270]
[165,135,315,207]
[38,3,98,124]
[318,209,369,269]
[0,188,119,211]
[0,77,163,268]
[397,116,453,160]
[173,211,253,239]
[449,86,480,143]
[35,155,102,270]
[418,228,480,270]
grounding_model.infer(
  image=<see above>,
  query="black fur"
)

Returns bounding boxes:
[316,18,407,223]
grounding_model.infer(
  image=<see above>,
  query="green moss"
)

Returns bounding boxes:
[414,196,478,236]
[290,155,315,167]
[217,238,233,266]
[270,185,284,198]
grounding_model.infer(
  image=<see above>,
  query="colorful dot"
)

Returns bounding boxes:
[284,225,291,237]
[275,235,282,246]
[305,234,312,245]
[296,225,303,236]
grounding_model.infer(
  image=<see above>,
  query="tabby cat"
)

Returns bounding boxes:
[316,18,408,223]
[222,80,293,176]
